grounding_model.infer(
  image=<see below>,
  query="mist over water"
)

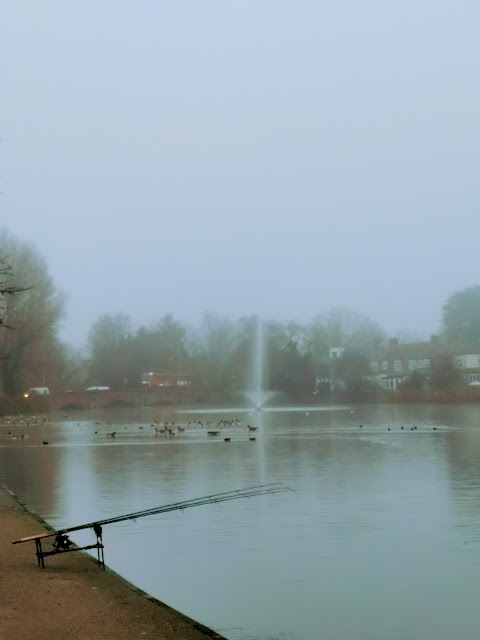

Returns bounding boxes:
[3,404,480,639]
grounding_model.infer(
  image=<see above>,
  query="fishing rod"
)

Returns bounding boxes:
[12,483,294,569]
[53,482,290,533]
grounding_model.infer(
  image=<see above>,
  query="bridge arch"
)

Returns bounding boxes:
[47,388,192,412]
[57,402,88,411]
[102,399,136,409]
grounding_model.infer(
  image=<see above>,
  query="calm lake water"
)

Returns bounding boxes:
[2,403,480,640]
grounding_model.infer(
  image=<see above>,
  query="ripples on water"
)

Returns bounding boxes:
[2,404,480,640]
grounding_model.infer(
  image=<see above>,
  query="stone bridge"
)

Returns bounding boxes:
[48,388,192,412]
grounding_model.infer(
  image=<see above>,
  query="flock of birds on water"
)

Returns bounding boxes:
[357,424,439,431]
[0,414,260,445]
[95,417,259,442]
[0,413,443,447]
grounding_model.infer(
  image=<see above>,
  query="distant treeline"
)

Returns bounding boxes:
[2,227,480,407]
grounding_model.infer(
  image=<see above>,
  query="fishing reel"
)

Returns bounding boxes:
[52,533,73,550]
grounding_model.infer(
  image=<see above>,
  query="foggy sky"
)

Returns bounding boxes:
[1,1,479,348]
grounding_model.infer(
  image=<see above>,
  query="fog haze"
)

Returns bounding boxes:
[2,1,479,347]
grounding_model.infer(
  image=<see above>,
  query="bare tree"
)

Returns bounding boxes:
[0,259,30,328]
[0,230,65,394]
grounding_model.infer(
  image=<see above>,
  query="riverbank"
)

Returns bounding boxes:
[0,484,226,640]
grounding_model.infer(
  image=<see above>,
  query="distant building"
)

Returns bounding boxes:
[141,372,192,390]
[315,346,347,392]
[317,338,480,393]
[453,353,480,384]
[369,338,451,391]
[329,347,345,359]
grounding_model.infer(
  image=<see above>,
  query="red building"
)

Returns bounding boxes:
[141,372,192,390]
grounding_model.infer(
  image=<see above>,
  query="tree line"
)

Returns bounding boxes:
[81,309,385,402]
[2,228,480,403]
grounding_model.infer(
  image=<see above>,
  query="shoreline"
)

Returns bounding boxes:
[0,483,227,640]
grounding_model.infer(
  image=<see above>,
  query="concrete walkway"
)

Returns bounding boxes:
[0,485,226,640]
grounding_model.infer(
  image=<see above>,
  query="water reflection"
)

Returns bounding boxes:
[2,405,480,639]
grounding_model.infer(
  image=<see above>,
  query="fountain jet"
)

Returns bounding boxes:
[243,317,279,410]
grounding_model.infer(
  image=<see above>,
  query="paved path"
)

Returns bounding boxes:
[0,485,225,640]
